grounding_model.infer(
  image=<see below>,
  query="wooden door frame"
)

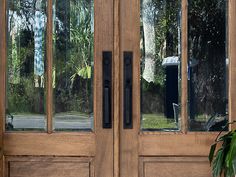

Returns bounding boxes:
[0,0,115,176]
[119,0,236,176]
[229,0,236,130]
[0,0,6,175]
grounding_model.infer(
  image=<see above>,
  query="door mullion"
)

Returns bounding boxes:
[113,0,120,176]
[181,0,188,133]
[46,0,53,133]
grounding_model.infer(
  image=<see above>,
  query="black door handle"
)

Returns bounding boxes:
[103,51,112,128]
[123,52,133,129]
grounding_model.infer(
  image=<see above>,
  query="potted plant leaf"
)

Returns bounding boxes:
[209,121,236,177]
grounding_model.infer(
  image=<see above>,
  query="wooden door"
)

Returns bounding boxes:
[0,0,115,176]
[119,0,236,177]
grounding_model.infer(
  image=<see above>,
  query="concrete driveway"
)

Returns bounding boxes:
[6,114,93,130]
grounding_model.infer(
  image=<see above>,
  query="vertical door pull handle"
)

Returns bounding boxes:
[104,87,110,125]
[103,51,112,128]
[123,51,133,129]
[125,87,131,125]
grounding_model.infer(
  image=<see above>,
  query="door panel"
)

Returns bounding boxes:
[139,157,211,177]
[119,0,233,177]
[1,0,114,176]
[5,157,93,177]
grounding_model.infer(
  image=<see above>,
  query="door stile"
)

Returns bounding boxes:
[120,0,140,176]
[94,0,114,176]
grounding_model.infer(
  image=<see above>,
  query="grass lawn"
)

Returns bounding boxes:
[141,113,178,130]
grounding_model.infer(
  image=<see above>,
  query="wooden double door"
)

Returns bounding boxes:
[1,0,236,176]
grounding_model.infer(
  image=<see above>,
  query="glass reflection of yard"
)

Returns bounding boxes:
[142,114,177,130]
[6,0,94,131]
[6,111,92,131]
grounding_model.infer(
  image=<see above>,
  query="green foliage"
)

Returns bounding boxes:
[8,76,45,114]
[68,0,93,81]
[209,122,236,177]
[7,0,94,115]
[53,0,94,113]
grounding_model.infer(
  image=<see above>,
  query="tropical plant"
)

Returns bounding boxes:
[209,121,236,177]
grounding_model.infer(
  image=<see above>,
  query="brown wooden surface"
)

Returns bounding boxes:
[0,0,6,176]
[120,0,140,176]
[113,0,120,176]
[139,157,211,177]
[4,133,95,156]
[94,0,114,176]
[5,157,94,177]
[181,0,188,133]
[46,0,53,133]
[229,0,236,129]
[139,132,218,156]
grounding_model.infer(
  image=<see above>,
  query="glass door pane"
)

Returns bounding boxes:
[140,0,181,131]
[188,0,228,131]
[6,0,47,131]
[53,0,94,131]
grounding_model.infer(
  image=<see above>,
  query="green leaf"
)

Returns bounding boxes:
[209,143,217,165]
[226,133,236,169]
[86,66,91,79]
[218,131,233,142]
[77,66,92,79]
[212,148,224,177]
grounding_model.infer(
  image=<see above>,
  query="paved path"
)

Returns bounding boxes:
[6,114,92,130]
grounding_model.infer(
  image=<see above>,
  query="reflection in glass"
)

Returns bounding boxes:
[6,0,46,131]
[53,0,94,131]
[140,0,181,130]
[188,0,228,131]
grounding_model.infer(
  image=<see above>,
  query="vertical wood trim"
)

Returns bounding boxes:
[120,0,139,176]
[94,0,114,176]
[46,0,53,133]
[0,0,6,176]
[0,0,6,133]
[228,0,236,130]
[181,0,188,133]
[113,0,120,176]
